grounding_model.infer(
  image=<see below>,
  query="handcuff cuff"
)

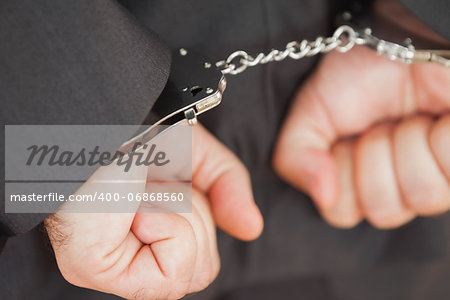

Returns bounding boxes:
[118,15,450,156]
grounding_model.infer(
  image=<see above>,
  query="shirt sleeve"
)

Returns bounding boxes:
[0,0,171,237]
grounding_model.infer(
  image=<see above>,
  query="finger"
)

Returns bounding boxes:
[188,189,220,282]
[355,123,415,229]
[273,84,339,209]
[273,46,450,209]
[393,115,450,215]
[411,64,450,114]
[131,212,197,299]
[320,141,362,228]
[430,114,450,180]
[192,124,263,241]
[180,189,220,293]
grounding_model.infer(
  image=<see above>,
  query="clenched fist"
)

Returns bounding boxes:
[45,125,263,299]
[273,45,450,229]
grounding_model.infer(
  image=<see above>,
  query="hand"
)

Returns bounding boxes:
[45,124,263,299]
[273,45,450,229]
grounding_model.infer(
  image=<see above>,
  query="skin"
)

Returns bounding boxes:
[45,1,448,296]
[45,125,263,299]
[273,45,450,229]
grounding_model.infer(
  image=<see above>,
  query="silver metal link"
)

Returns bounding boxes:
[215,24,450,75]
[216,25,357,75]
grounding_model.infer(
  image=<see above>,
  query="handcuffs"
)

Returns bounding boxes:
[118,14,450,155]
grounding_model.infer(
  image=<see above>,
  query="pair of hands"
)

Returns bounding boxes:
[46,46,450,299]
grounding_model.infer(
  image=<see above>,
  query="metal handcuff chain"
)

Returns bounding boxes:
[215,25,450,76]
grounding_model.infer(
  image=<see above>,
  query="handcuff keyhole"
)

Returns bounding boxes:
[190,86,203,96]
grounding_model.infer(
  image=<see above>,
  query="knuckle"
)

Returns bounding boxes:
[332,218,361,229]
[322,211,362,229]
[366,209,413,229]
[408,189,450,215]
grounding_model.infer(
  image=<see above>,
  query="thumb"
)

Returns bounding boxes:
[273,80,339,209]
[192,124,263,241]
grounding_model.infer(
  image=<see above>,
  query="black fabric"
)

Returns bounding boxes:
[0,0,170,236]
[399,0,450,40]
[214,276,332,300]
[0,226,121,300]
[1,0,450,299]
